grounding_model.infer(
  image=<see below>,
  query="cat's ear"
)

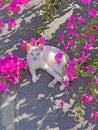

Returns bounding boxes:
[26,43,32,51]
[38,44,44,51]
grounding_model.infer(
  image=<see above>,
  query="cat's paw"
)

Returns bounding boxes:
[32,76,39,83]
[59,84,65,91]
[48,82,55,88]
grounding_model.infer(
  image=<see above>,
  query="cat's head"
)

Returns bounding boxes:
[26,43,44,61]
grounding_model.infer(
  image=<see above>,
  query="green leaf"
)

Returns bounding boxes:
[75,39,81,44]
[91,81,97,96]
[78,87,83,93]
[62,66,66,77]
[54,4,59,11]
[76,64,82,73]
[48,13,53,19]
[87,57,94,64]
[39,10,46,15]
[71,47,76,52]
[76,103,82,107]
[73,95,79,100]
[75,51,79,57]
[77,110,83,118]
[82,71,93,78]
[82,38,88,42]
[49,0,55,4]
[2,0,8,2]
[59,0,65,2]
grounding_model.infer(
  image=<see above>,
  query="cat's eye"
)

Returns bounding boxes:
[36,53,40,56]
[30,53,34,56]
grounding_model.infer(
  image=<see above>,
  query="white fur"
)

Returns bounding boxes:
[26,44,69,91]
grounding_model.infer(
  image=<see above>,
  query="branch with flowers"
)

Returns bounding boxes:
[57,0,98,121]
[0,0,30,32]
[0,0,65,35]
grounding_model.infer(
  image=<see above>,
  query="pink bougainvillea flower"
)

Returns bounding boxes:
[83,42,93,50]
[90,112,94,119]
[2,83,10,92]
[78,16,86,24]
[0,19,4,27]
[55,52,63,64]
[0,80,10,92]
[64,80,69,87]
[68,40,74,47]
[20,60,28,69]
[95,78,98,85]
[65,65,77,81]
[22,0,30,6]
[68,15,75,22]
[30,38,37,46]
[63,42,69,50]
[8,18,16,29]
[90,112,98,121]
[75,33,80,38]
[88,34,95,43]
[20,40,27,50]
[58,101,64,108]
[86,65,97,73]
[81,33,87,38]
[13,0,30,6]
[78,51,91,62]
[38,36,47,44]
[59,33,64,41]
[95,25,98,30]
[13,75,21,84]
[64,59,78,81]
[82,94,93,103]
[0,54,28,92]
[66,22,74,29]
[69,59,77,66]
[66,15,75,29]
[0,1,5,8]
[69,29,76,36]
[82,0,91,5]
[86,81,91,86]
[6,0,30,13]
[6,3,22,14]
[88,9,97,17]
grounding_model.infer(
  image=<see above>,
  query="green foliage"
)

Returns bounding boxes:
[90,81,97,96]
[76,102,82,107]
[73,94,79,100]
[62,66,66,77]
[2,0,8,2]
[33,0,66,37]
[77,110,83,118]
[78,87,84,94]
[82,71,93,78]
[76,64,82,74]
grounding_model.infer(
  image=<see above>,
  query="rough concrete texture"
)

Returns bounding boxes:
[0,0,98,130]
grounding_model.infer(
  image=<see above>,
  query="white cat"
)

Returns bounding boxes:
[26,43,69,91]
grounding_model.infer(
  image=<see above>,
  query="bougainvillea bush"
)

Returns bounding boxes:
[57,0,98,121]
[0,54,28,92]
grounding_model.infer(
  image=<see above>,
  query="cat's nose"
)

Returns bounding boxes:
[33,57,36,61]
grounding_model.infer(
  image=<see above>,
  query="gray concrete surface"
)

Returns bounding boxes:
[0,0,98,130]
